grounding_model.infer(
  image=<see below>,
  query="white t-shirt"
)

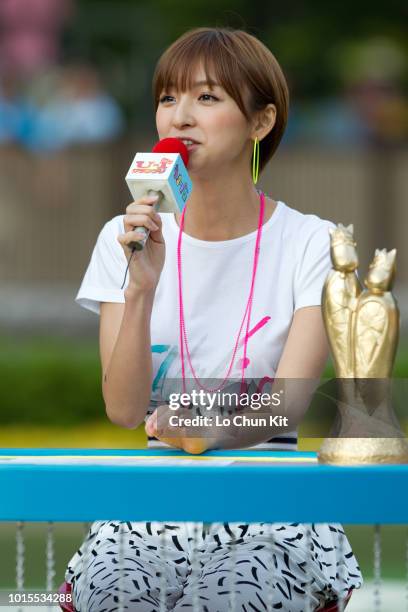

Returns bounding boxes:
[76,200,335,450]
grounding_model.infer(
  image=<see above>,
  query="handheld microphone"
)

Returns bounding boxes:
[125,138,192,250]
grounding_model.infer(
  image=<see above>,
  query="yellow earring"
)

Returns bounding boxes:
[252,137,260,184]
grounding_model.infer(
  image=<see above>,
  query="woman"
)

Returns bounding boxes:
[65,27,363,611]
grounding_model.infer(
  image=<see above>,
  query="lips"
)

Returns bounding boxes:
[184,142,199,150]
[177,137,200,146]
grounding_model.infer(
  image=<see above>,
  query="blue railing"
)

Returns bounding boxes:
[0,449,407,611]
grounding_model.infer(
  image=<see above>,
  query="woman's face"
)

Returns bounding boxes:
[156,65,253,176]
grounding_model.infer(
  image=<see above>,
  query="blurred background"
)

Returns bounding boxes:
[0,0,406,608]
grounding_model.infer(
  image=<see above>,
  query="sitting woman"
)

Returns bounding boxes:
[65,27,363,611]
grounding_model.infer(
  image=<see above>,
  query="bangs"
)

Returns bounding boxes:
[153,30,250,119]
[152,27,289,170]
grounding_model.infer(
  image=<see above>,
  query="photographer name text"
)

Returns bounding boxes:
[169,414,289,427]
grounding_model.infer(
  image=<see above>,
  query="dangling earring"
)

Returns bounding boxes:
[252,137,260,185]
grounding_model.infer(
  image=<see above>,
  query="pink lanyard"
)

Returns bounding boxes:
[177,191,266,395]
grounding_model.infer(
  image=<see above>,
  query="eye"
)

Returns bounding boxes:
[158,92,219,104]
[159,95,175,104]
[199,93,218,102]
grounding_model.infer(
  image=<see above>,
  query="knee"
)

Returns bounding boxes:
[71,558,160,612]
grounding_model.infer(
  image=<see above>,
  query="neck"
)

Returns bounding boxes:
[175,173,273,241]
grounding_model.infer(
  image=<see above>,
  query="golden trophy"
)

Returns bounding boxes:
[318,224,408,464]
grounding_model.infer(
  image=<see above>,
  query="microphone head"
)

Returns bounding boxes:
[152,138,189,167]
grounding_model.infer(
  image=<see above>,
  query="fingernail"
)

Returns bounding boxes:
[147,195,159,201]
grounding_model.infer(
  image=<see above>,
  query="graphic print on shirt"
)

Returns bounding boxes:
[151,314,273,404]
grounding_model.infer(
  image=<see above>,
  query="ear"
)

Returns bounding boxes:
[347,223,354,234]
[252,104,277,141]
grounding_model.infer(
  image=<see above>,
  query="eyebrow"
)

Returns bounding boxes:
[191,80,219,88]
[164,80,220,90]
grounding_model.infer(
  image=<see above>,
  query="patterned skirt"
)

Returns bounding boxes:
[65,520,363,611]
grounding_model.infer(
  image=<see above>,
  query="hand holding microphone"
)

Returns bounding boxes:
[118,138,191,292]
[126,138,191,251]
[118,194,166,293]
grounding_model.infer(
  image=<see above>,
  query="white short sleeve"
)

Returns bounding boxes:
[76,216,127,314]
[293,219,335,312]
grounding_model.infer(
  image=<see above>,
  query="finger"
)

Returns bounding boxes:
[155,435,184,451]
[145,420,156,436]
[156,413,182,439]
[182,438,209,454]
[145,412,158,436]
[125,205,161,218]
[147,216,164,241]
[117,231,147,250]
[124,214,159,233]
[125,196,159,214]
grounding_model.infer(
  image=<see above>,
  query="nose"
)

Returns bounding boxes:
[172,94,196,129]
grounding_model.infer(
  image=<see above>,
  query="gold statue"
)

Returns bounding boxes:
[354,248,398,378]
[318,224,408,464]
[322,224,361,379]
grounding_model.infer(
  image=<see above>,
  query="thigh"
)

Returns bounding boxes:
[174,523,325,612]
[66,521,189,612]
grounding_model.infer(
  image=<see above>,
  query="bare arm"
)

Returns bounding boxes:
[100,195,166,429]
[100,290,155,429]
[274,305,330,379]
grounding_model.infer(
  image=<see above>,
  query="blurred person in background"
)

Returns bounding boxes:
[22,62,124,153]
[286,38,407,148]
[0,0,73,79]
[0,72,29,146]
[339,38,408,147]
[0,0,123,152]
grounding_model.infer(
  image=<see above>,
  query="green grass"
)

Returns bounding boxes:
[344,525,407,581]
[0,523,85,589]
[0,335,102,425]
[0,421,147,448]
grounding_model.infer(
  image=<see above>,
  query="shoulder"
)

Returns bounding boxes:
[278,201,335,252]
[278,201,335,235]
[279,204,336,310]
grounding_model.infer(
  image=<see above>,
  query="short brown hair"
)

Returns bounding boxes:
[152,27,289,172]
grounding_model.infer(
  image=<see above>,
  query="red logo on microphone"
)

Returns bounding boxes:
[132,157,173,174]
